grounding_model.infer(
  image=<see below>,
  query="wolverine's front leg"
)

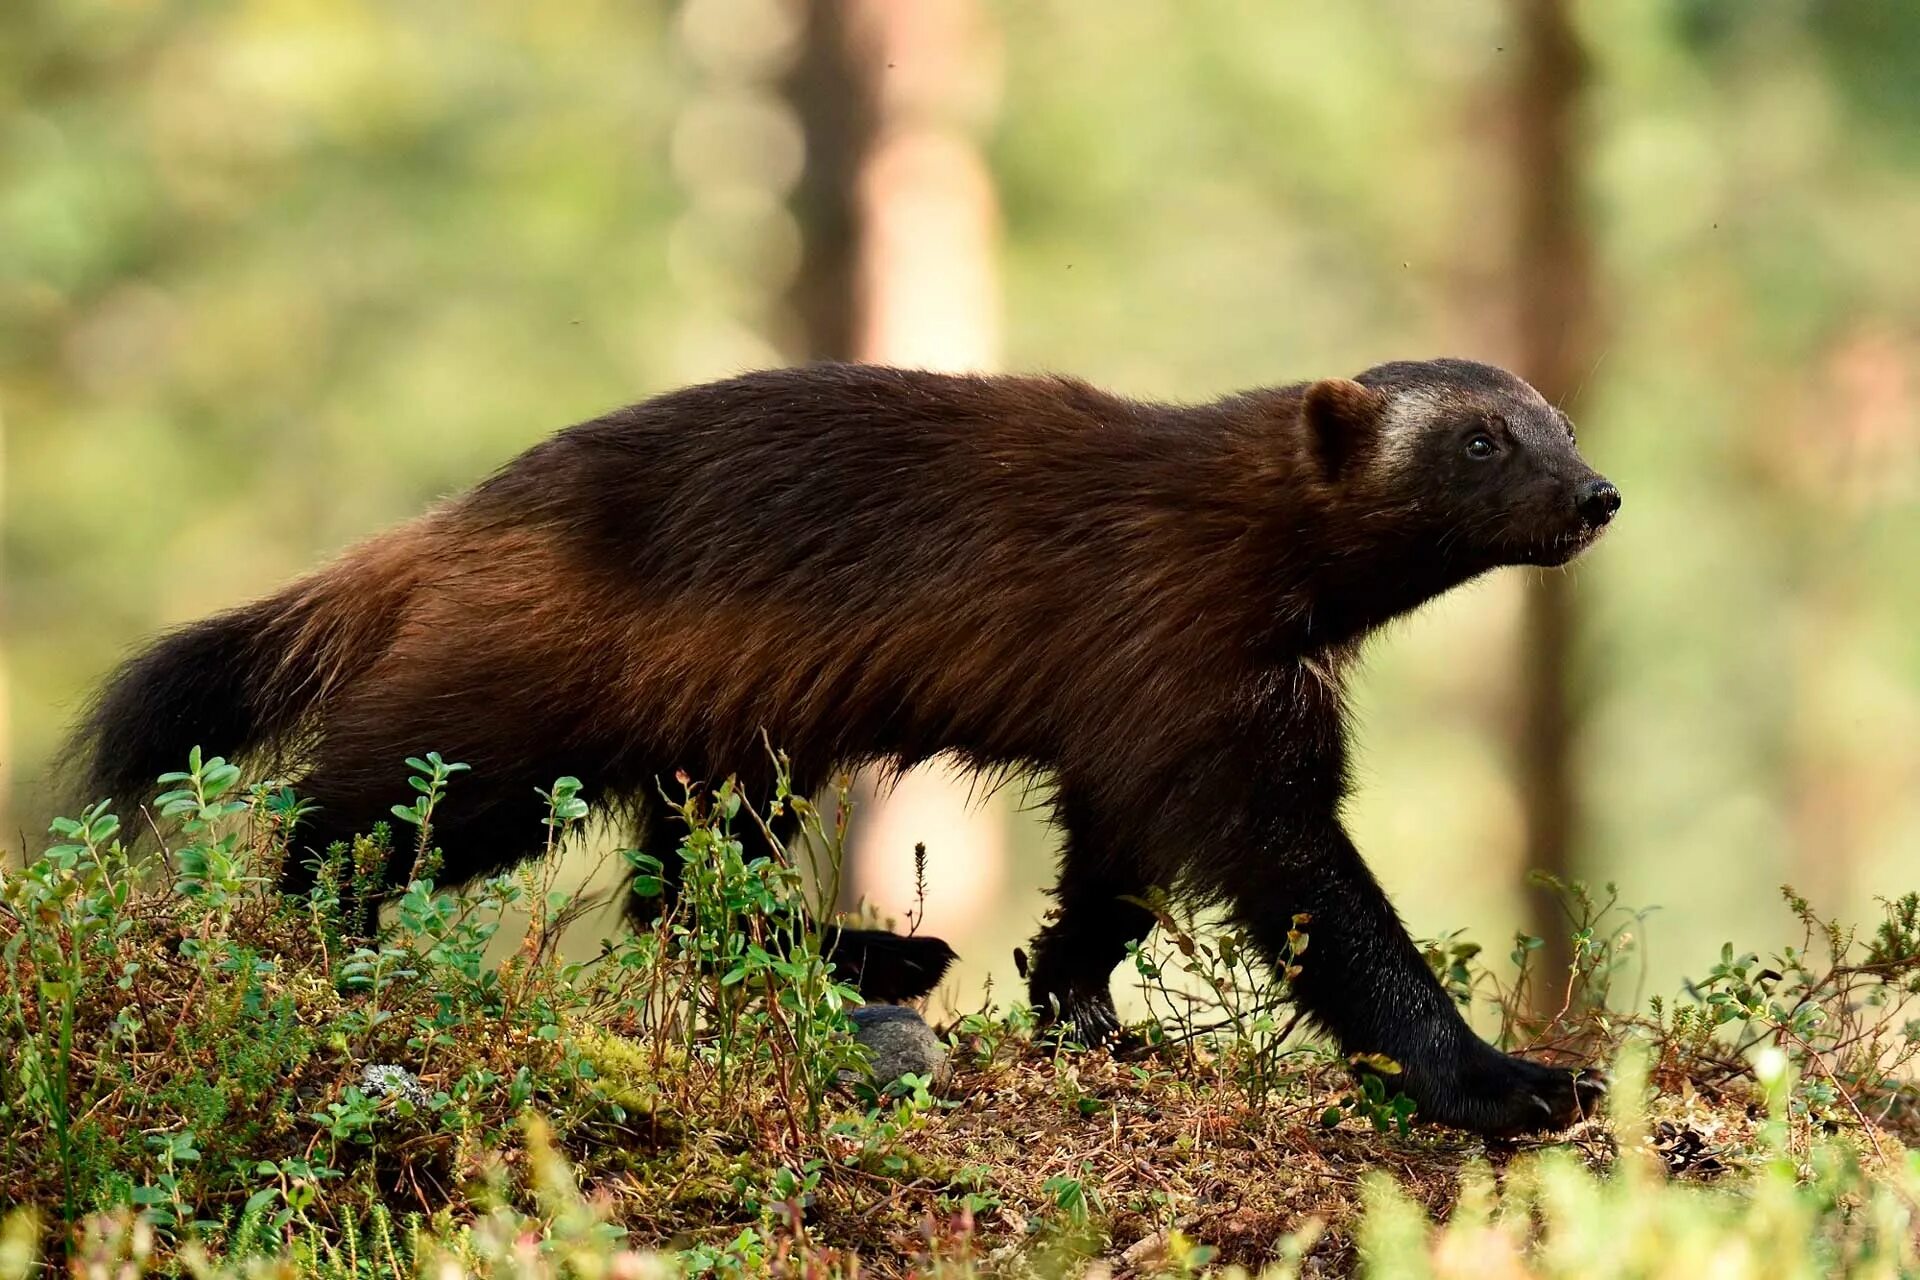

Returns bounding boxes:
[1170,680,1605,1136]
[1228,814,1602,1134]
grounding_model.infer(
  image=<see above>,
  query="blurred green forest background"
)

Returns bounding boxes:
[4,0,1919,1012]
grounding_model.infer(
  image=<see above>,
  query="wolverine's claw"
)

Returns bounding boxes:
[1035,986,1127,1050]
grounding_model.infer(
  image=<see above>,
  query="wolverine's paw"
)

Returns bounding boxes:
[1032,984,1128,1050]
[832,928,959,1002]
[1391,1039,1607,1138]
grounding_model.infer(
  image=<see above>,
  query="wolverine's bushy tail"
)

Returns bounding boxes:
[73,523,436,818]
[78,602,290,813]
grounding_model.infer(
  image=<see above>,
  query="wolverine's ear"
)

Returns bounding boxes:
[1304,378,1387,482]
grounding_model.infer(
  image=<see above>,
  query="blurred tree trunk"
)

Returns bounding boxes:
[783,0,1006,945]
[1508,0,1600,1007]
[784,0,878,362]
[781,0,879,915]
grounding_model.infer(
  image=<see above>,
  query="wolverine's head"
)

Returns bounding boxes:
[1304,357,1619,569]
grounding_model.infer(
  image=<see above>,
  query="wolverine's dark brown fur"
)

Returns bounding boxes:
[77,358,1620,1136]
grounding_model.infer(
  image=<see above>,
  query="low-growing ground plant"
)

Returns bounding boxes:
[1351,1044,1920,1279]
[1126,889,1316,1107]
[0,748,884,1259]
[3,748,1917,1278]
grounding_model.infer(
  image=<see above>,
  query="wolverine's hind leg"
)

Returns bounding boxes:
[275,665,599,904]
[621,756,958,1002]
[617,753,813,926]
[618,740,821,932]
[281,756,560,901]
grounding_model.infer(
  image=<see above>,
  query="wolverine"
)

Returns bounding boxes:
[77,357,1618,1135]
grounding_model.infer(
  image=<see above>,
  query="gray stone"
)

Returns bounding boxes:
[848,1004,948,1089]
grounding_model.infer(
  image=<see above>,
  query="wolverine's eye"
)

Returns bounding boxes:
[1465,434,1497,460]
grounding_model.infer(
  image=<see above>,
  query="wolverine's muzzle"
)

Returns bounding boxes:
[1575,476,1621,529]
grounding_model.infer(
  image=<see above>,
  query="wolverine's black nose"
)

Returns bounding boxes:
[1575,478,1621,527]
